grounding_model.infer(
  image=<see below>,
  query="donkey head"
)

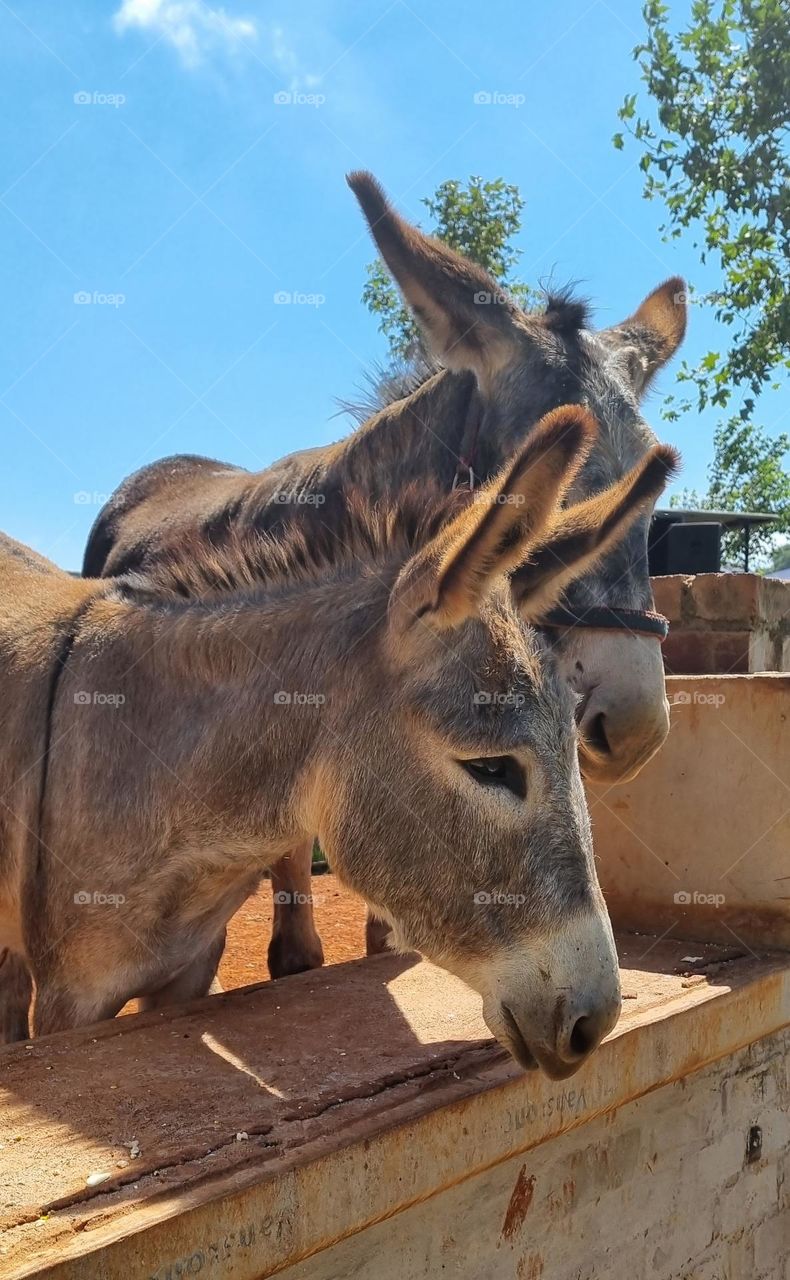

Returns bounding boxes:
[316,408,677,1078]
[348,171,687,784]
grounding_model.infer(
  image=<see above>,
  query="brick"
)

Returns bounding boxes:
[650,1208,715,1274]
[754,1208,790,1277]
[651,575,690,625]
[651,575,790,675]
[758,576,790,628]
[668,573,789,631]
[690,1235,756,1280]
[692,573,762,624]
[719,1162,780,1237]
[697,1128,749,1188]
[663,630,751,675]
[750,631,780,673]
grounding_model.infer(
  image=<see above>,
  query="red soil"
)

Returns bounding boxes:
[218,873,368,989]
[118,875,365,1016]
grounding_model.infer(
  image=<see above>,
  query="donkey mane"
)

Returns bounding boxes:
[542,286,590,337]
[338,288,591,424]
[119,484,472,603]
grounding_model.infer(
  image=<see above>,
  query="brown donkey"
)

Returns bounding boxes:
[0,414,676,1073]
[81,173,686,979]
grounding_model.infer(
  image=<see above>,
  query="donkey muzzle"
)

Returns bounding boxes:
[494,989,621,1080]
[480,912,622,1079]
[566,630,671,785]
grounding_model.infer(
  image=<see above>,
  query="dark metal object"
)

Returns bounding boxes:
[650,508,776,574]
[746,1125,763,1164]
[649,520,723,576]
[541,605,669,641]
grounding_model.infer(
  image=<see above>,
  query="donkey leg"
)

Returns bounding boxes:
[365,912,393,956]
[0,949,33,1044]
[32,981,127,1037]
[138,931,227,1011]
[268,840,324,979]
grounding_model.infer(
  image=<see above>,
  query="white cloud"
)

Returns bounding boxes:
[267,24,321,93]
[113,0,258,69]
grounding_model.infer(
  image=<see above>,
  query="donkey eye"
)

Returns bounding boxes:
[461,756,526,799]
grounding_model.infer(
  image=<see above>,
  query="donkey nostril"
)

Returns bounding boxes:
[586,712,611,756]
[569,1014,600,1058]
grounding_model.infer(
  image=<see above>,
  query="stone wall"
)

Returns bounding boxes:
[652,573,790,674]
[276,1028,790,1280]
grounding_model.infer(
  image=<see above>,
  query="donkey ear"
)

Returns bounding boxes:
[389,407,598,636]
[348,171,522,386]
[512,445,679,620]
[603,279,687,397]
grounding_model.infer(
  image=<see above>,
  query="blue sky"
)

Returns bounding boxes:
[0,0,786,568]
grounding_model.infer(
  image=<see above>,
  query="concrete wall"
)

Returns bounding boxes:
[587,674,790,950]
[653,573,790,674]
[275,1028,790,1280]
[6,944,788,1280]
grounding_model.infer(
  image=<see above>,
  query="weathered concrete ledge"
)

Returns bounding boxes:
[1,936,788,1279]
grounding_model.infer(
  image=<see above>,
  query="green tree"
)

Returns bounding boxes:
[769,541,790,572]
[619,0,790,566]
[614,0,790,417]
[362,176,532,364]
[671,417,790,564]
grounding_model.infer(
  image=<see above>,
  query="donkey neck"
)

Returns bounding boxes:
[333,369,479,495]
[72,571,391,862]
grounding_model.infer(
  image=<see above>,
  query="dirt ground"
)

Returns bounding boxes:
[220,873,366,989]
[117,874,366,1016]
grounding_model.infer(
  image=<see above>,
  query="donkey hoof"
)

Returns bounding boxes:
[267,937,325,980]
